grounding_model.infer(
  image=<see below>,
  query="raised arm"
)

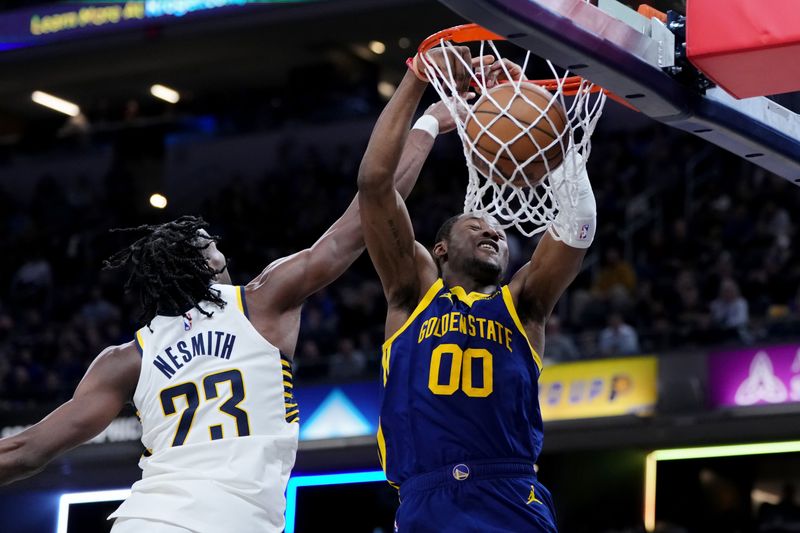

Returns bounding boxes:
[247,49,472,312]
[509,159,596,353]
[246,120,438,311]
[358,49,475,327]
[243,47,479,314]
[0,342,139,485]
[357,69,436,315]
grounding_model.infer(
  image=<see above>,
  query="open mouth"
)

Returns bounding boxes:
[477,239,499,253]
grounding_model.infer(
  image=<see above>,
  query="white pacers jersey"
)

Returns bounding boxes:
[109,284,299,533]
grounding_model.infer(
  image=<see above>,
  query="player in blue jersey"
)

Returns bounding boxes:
[358,48,597,532]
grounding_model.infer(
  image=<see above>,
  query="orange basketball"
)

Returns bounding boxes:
[465,83,568,187]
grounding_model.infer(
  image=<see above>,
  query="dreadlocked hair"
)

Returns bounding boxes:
[103,215,227,327]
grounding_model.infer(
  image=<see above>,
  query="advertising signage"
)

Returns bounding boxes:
[0,1,316,52]
[539,355,659,421]
[708,344,800,408]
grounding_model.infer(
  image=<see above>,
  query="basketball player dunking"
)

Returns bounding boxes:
[358,48,597,532]
[0,99,458,533]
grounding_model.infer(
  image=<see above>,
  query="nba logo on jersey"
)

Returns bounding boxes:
[579,223,590,240]
[182,312,192,331]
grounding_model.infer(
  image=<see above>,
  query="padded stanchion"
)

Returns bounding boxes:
[687,0,800,98]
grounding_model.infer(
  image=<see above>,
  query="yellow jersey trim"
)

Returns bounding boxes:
[235,286,245,313]
[377,419,399,489]
[447,285,493,307]
[377,420,387,471]
[501,286,543,372]
[381,343,391,386]
[135,329,145,352]
[382,278,444,349]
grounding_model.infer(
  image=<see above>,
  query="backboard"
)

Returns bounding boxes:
[437,0,800,183]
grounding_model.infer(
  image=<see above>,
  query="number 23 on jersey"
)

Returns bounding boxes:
[159,368,251,447]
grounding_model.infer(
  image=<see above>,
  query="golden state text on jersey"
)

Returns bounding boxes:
[377,279,544,487]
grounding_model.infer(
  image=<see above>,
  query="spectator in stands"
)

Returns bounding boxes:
[672,269,711,345]
[328,337,367,380]
[598,313,640,357]
[667,218,703,271]
[294,339,328,381]
[10,252,53,310]
[761,200,793,247]
[632,280,672,350]
[543,316,581,363]
[710,278,752,344]
[80,287,121,326]
[593,247,637,300]
[300,305,338,353]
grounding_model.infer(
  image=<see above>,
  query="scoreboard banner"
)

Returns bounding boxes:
[0,1,316,52]
[709,344,800,408]
[539,356,659,421]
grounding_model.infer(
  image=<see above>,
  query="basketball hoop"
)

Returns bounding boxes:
[417,23,608,237]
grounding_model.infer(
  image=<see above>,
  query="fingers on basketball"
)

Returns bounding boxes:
[464,83,568,188]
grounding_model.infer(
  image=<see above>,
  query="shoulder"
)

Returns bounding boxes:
[413,242,438,300]
[96,341,141,362]
[83,341,141,396]
[507,262,546,323]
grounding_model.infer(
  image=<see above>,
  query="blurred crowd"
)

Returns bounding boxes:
[1,105,800,408]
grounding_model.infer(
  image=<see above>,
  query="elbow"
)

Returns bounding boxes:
[357,166,393,194]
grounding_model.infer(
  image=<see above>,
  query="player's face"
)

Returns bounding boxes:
[198,230,232,285]
[447,214,509,283]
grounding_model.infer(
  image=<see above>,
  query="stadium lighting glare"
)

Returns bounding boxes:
[57,489,130,533]
[150,84,180,104]
[398,37,411,49]
[31,91,80,117]
[377,81,396,100]
[149,193,168,209]
[644,440,800,531]
[285,470,385,533]
[368,40,386,55]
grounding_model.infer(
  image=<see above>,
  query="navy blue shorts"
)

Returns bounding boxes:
[395,460,558,533]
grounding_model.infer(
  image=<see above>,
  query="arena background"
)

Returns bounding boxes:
[1,1,800,532]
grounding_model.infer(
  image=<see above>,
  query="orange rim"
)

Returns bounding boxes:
[417,24,506,54]
[418,23,637,110]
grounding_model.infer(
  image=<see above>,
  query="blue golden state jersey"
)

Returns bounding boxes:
[377,278,544,487]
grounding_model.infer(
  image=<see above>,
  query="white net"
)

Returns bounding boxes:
[420,37,606,236]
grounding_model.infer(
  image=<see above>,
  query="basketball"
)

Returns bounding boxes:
[465,83,568,187]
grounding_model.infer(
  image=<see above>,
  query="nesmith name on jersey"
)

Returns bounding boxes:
[152,330,237,379]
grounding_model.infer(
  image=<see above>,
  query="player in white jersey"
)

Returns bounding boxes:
[0,98,460,532]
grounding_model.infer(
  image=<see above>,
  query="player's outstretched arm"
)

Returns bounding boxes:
[246,116,439,311]
[358,48,474,330]
[357,68,436,317]
[242,54,471,321]
[508,163,596,353]
[0,342,140,486]
[244,50,473,333]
